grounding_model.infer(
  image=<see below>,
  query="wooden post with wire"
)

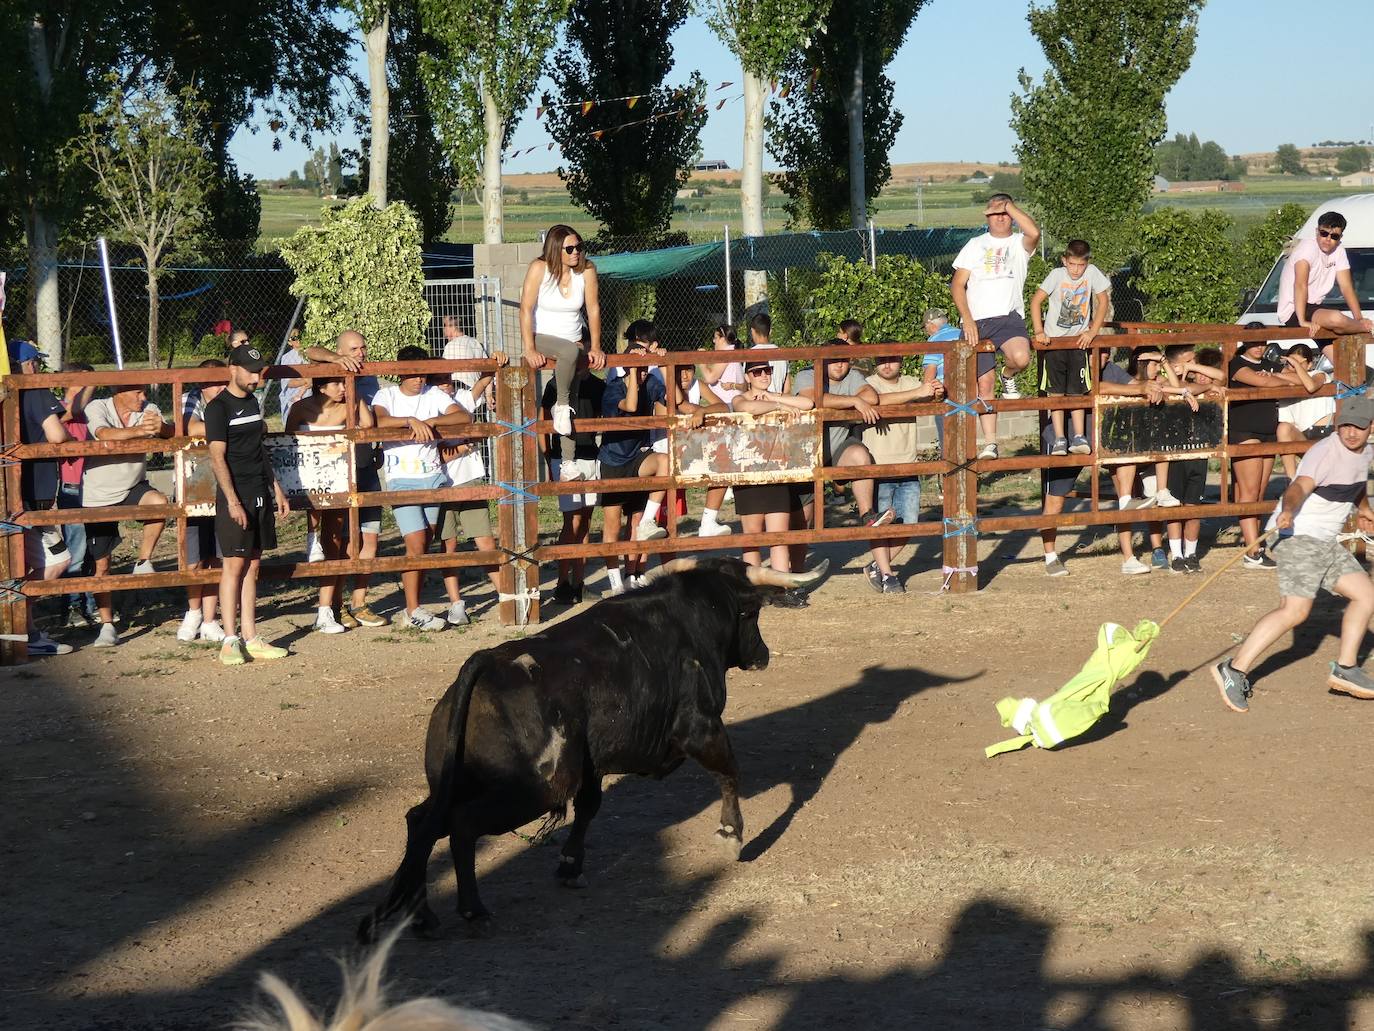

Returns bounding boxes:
[942,338,978,592]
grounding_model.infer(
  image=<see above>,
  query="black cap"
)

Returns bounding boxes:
[229,342,268,372]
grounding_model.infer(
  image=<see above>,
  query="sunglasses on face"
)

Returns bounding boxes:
[1318,228,1343,241]
[563,242,585,254]
[746,368,771,376]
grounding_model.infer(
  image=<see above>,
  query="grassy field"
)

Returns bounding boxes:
[259,172,1360,247]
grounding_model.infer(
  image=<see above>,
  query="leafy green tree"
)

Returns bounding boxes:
[1011,0,1203,267]
[420,0,571,243]
[1154,132,1241,181]
[705,0,831,304]
[805,253,952,352]
[1234,202,1307,295]
[544,0,706,240]
[1336,145,1371,175]
[1273,143,1307,176]
[279,197,429,361]
[68,76,213,366]
[1136,207,1238,322]
[768,1,926,230]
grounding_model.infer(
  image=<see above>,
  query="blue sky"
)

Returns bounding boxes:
[230,1,1374,180]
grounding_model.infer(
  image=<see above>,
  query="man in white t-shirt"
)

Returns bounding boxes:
[1213,395,1374,713]
[1276,210,1372,359]
[951,193,1041,460]
[372,345,474,632]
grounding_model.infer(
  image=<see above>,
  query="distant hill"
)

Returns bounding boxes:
[1235,147,1348,176]
[502,161,1020,190]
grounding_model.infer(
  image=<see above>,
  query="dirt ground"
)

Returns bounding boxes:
[7,514,1374,1030]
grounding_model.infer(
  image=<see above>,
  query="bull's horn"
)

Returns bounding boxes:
[745,558,830,589]
[641,557,699,583]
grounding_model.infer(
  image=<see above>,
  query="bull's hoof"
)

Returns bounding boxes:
[715,826,743,860]
[559,873,588,889]
[412,905,442,939]
[356,913,380,945]
[459,904,493,925]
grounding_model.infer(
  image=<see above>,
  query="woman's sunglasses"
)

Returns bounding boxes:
[563,242,585,254]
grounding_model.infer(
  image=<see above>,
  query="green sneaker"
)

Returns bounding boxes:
[220,637,246,667]
[244,637,289,661]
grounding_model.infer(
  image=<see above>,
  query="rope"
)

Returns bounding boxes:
[1334,379,1368,400]
[937,564,978,593]
[1145,529,1278,645]
[0,579,27,600]
[496,480,539,505]
[942,397,983,419]
[942,516,978,539]
[492,416,536,439]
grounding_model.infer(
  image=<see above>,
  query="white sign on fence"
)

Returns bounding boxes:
[177,433,353,514]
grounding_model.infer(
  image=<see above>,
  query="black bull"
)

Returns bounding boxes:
[358,556,826,941]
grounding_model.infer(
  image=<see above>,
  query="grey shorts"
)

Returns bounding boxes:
[1274,534,1364,599]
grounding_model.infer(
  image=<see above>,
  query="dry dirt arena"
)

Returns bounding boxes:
[7,525,1374,1030]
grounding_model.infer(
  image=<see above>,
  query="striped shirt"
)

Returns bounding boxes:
[1269,433,1373,540]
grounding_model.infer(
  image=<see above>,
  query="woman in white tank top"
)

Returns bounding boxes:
[520,224,605,476]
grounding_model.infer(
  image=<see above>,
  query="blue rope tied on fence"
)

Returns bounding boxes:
[0,579,27,600]
[492,416,536,439]
[943,516,978,539]
[1334,379,1368,400]
[496,480,539,505]
[943,397,983,419]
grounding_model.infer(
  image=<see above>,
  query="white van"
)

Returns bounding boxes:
[1239,194,1374,327]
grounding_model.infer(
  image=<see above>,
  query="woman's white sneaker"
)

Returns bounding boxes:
[551,403,574,436]
[314,609,347,634]
[176,610,204,642]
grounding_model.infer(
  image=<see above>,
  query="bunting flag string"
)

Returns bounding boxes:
[505,94,744,162]
[535,82,734,120]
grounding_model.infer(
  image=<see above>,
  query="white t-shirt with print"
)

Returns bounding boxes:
[373,384,455,480]
[954,231,1031,320]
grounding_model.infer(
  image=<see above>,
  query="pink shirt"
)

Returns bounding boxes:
[59,419,88,486]
[1278,236,1349,322]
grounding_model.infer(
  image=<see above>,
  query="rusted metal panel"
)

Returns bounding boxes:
[670,410,820,486]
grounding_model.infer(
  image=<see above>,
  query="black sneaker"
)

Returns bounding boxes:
[1243,550,1277,570]
[880,574,906,594]
[1169,556,1188,574]
[1212,658,1252,713]
[864,561,883,593]
[1184,555,1202,573]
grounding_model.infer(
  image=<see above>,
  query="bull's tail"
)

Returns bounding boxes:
[358,654,488,943]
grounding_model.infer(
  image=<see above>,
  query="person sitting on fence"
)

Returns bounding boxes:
[302,329,386,626]
[57,361,98,630]
[1275,343,1335,481]
[1213,395,1374,714]
[1277,210,1373,356]
[922,308,961,456]
[1229,337,1312,570]
[951,193,1041,460]
[790,339,895,574]
[542,350,604,605]
[653,363,732,537]
[861,354,946,594]
[521,224,605,480]
[372,346,473,631]
[12,339,73,656]
[428,374,500,627]
[205,343,292,665]
[1160,346,1227,573]
[1031,239,1110,458]
[177,358,229,644]
[84,381,173,647]
[285,375,375,634]
[730,360,814,603]
[597,342,669,595]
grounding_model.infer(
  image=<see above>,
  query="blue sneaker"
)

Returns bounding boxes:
[1151,547,1168,570]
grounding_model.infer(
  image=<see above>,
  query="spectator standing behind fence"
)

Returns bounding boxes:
[57,362,97,629]
[951,194,1040,460]
[922,309,961,453]
[176,359,229,644]
[277,327,309,420]
[1161,346,1226,573]
[1097,350,1168,575]
[205,343,291,665]
[543,351,603,605]
[1277,211,1372,356]
[1213,395,1374,713]
[441,313,502,410]
[1275,344,1334,481]
[521,224,605,478]
[12,340,72,656]
[84,382,172,647]
[652,364,731,536]
[862,354,946,594]
[303,329,387,627]
[1031,239,1110,458]
[372,346,473,631]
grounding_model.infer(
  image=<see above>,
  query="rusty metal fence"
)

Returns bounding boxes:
[1,326,1364,664]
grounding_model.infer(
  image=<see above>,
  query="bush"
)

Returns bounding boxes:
[1135,208,1239,323]
[1234,202,1307,295]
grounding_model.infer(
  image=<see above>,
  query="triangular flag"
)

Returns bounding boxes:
[716,98,727,110]
[626,96,639,109]
[809,67,821,90]
[591,129,605,140]
[716,82,732,91]
[770,78,777,93]
[695,104,707,114]
[581,101,594,116]
[547,142,555,150]
[536,105,544,119]
[779,83,792,99]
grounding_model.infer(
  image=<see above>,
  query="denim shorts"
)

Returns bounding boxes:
[388,473,446,536]
[876,478,922,525]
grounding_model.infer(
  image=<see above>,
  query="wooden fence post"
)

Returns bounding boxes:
[0,389,28,664]
[942,339,978,592]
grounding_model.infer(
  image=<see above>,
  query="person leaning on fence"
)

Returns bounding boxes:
[372,346,474,631]
[1030,239,1110,458]
[951,193,1041,460]
[542,349,604,605]
[730,360,814,603]
[1160,346,1227,573]
[861,354,946,594]
[440,313,504,411]
[1277,210,1373,357]
[277,326,309,420]
[922,308,961,454]
[56,361,98,629]
[83,381,173,647]
[285,375,375,635]
[303,329,387,626]
[1275,343,1335,482]
[694,323,746,536]
[597,342,670,596]
[176,358,230,644]
[11,339,73,656]
[204,343,291,665]
[429,373,501,628]
[653,363,732,537]
[1213,395,1374,713]
[1096,350,1173,575]
[521,224,606,479]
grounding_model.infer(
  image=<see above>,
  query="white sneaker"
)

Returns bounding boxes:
[314,609,347,634]
[405,608,447,632]
[1154,488,1182,508]
[446,602,470,627]
[559,461,584,482]
[977,442,999,460]
[177,610,204,642]
[552,403,574,437]
[1121,557,1151,575]
[198,620,226,643]
[698,522,733,537]
[1000,374,1022,400]
[606,578,627,597]
[306,531,325,563]
[635,521,668,541]
[93,622,119,647]
[132,559,155,576]
[630,575,649,589]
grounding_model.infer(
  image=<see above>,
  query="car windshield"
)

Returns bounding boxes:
[1248,248,1374,313]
